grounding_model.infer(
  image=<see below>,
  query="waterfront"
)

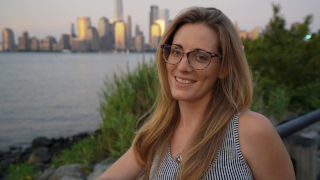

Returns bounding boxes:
[0,52,155,150]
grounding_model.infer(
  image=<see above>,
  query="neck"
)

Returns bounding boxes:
[177,93,212,132]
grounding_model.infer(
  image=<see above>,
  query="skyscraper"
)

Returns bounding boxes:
[77,17,91,40]
[135,24,145,52]
[2,28,15,51]
[71,23,76,38]
[114,21,126,50]
[86,27,100,51]
[18,31,30,51]
[98,17,110,38]
[126,15,132,49]
[150,23,161,49]
[149,5,159,44]
[30,37,39,51]
[159,9,170,33]
[114,0,124,21]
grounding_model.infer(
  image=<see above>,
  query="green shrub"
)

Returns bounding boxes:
[7,163,40,180]
[99,60,158,160]
[50,136,102,169]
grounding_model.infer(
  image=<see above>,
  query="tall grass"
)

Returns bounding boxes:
[49,59,158,167]
[7,163,40,180]
[99,60,158,159]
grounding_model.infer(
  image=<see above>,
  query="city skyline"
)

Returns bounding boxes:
[0,0,320,43]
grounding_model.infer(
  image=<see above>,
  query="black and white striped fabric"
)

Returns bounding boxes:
[149,113,254,179]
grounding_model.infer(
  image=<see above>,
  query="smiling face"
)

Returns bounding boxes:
[166,23,221,103]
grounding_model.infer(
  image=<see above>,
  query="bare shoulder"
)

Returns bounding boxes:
[239,110,275,137]
[238,110,295,180]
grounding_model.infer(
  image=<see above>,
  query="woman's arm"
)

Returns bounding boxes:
[239,111,295,180]
[97,147,144,180]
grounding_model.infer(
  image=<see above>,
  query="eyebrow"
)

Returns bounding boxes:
[172,43,212,53]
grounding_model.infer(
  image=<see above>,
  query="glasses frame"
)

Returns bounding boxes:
[160,44,222,70]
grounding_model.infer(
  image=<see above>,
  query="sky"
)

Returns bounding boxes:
[0,0,319,43]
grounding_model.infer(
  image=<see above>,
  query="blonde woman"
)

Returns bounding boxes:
[98,7,295,180]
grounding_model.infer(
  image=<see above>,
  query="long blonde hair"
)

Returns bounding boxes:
[133,7,252,179]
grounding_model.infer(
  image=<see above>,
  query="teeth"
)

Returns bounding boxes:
[176,77,193,84]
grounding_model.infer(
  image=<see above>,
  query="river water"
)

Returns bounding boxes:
[0,52,155,150]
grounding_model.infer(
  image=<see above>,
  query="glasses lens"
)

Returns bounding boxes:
[189,51,211,69]
[162,45,182,64]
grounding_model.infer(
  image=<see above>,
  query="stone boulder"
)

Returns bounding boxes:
[28,147,51,164]
[42,164,87,180]
[32,137,52,148]
[87,160,112,180]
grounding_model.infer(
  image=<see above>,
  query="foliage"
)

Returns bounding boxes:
[99,60,158,159]
[7,163,40,180]
[50,135,102,170]
[49,60,157,168]
[245,4,320,119]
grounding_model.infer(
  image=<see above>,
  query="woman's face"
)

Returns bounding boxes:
[166,23,221,103]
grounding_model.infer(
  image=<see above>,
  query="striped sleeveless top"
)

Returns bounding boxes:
[149,113,254,179]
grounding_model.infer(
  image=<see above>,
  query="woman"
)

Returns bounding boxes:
[98,7,295,180]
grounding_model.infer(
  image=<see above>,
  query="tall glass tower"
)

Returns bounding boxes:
[114,0,124,21]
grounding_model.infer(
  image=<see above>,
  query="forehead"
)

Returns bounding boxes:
[172,23,219,52]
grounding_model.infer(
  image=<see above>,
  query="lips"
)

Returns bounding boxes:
[175,76,196,84]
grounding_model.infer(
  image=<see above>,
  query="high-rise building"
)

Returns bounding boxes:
[155,19,166,36]
[59,34,71,50]
[30,37,39,51]
[39,36,56,51]
[114,21,126,50]
[71,39,89,52]
[86,27,100,51]
[98,17,112,51]
[2,28,15,51]
[126,15,132,49]
[159,9,170,33]
[18,31,30,51]
[114,0,124,21]
[77,17,91,40]
[98,17,110,38]
[149,5,159,44]
[71,23,76,38]
[150,23,161,50]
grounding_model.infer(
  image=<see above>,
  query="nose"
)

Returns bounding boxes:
[176,53,192,72]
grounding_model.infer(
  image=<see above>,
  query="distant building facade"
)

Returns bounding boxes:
[2,28,15,51]
[114,21,126,50]
[149,5,159,45]
[86,27,100,51]
[150,23,161,50]
[114,0,124,21]
[18,31,30,51]
[159,8,170,34]
[98,17,112,51]
[39,36,57,51]
[126,15,132,49]
[59,34,71,50]
[30,37,39,51]
[77,17,91,40]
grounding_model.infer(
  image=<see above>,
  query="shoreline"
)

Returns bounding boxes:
[0,130,100,178]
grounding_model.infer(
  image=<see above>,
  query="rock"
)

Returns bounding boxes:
[60,176,84,180]
[28,147,51,164]
[47,164,87,180]
[87,161,112,180]
[37,168,55,180]
[32,137,52,148]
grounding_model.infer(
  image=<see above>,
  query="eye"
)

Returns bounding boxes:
[171,48,182,56]
[194,52,209,62]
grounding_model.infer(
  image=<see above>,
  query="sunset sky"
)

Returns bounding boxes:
[0,0,319,42]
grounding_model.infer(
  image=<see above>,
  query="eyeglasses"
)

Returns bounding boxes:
[160,44,221,70]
